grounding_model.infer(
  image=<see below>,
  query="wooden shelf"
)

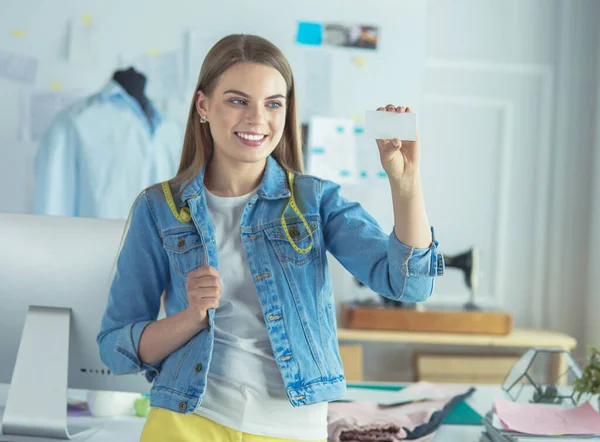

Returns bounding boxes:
[337,328,577,350]
[337,328,577,384]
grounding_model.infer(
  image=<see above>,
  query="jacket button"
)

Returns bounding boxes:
[178,236,186,248]
[195,363,203,373]
[179,401,187,411]
[289,226,299,238]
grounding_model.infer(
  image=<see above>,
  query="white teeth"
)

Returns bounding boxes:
[237,133,265,141]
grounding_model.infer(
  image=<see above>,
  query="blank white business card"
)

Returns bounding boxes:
[365,110,417,140]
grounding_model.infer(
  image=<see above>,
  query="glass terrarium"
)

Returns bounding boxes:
[502,347,583,406]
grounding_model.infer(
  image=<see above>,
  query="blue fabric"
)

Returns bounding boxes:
[97,155,444,413]
[33,80,182,220]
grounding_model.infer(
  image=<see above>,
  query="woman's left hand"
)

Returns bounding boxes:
[375,105,420,182]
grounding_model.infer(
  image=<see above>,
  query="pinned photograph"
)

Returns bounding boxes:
[323,23,379,50]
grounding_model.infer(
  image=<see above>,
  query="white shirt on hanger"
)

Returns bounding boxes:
[33,80,182,220]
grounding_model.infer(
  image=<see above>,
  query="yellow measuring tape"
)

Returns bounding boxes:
[161,182,191,223]
[161,170,313,255]
[281,171,313,255]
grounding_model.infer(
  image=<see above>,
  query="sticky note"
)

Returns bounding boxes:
[296,22,323,46]
[354,126,364,134]
[365,110,416,140]
[352,56,366,67]
[147,49,161,57]
[50,80,63,91]
[81,12,93,26]
[350,112,363,124]
[10,30,26,37]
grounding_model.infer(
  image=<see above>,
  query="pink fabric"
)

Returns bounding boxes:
[327,383,471,442]
[493,398,600,435]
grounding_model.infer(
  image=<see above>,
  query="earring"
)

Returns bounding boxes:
[199,115,207,123]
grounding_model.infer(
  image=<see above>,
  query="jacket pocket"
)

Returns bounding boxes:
[264,220,319,266]
[163,228,205,276]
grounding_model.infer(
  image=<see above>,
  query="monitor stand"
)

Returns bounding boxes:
[0,306,96,440]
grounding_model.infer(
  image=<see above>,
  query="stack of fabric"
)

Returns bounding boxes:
[328,383,476,441]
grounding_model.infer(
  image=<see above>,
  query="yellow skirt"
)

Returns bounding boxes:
[140,407,327,442]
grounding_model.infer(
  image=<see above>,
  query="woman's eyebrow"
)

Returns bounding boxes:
[224,89,250,97]
[223,90,286,100]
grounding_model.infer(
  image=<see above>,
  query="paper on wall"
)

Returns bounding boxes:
[20,89,87,142]
[119,50,183,101]
[0,50,38,84]
[67,16,96,62]
[305,50,333,118]
[307,116,357,184]
[185,29,214,90]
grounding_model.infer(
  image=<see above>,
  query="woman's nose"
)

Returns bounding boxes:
[246,103,267,125]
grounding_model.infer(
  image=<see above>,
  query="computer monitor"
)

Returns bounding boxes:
[0,212,150,440]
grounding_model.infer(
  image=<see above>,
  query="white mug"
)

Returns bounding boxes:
[87,391,139,417]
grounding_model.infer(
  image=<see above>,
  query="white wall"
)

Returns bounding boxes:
[426,0,600,331]
[360,0,600,381]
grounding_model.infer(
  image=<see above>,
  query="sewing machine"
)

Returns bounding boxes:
[345,248,513,335]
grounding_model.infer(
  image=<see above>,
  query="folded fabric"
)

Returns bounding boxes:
[328,383,476,442]
[493,398,600,435]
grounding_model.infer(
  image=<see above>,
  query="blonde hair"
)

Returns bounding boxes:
[172,34,305,193]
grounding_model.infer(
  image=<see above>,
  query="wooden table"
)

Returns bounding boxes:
[337,328,577,384]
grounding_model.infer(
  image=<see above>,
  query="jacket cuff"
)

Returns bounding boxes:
[115,320,162,382]
[389,226,444,277]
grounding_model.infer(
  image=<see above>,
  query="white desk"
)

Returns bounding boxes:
[0,383,501,441]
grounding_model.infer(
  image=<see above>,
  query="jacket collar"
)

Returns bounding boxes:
[179,155,291,206]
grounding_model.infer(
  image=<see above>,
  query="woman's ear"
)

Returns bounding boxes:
[195,90,209,118]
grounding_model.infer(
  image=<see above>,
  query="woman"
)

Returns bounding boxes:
[97,34,444,442]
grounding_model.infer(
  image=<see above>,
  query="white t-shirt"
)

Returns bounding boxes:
[194,186,328,441]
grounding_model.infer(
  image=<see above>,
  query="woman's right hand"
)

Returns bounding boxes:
[185,265,222,329]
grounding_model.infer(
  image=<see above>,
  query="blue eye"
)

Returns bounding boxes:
[230,99,246,105]
[268,102,283,109]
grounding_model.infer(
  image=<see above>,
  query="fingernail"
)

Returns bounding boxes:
[392,140,400,147]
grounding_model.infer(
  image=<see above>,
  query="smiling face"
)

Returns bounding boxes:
[196,62,288,167]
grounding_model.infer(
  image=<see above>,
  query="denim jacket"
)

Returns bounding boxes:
[97,156,444,414]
